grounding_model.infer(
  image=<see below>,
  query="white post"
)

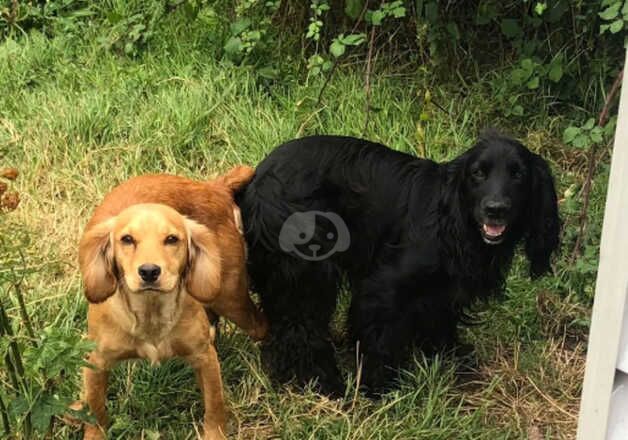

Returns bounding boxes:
[577,49,628,440]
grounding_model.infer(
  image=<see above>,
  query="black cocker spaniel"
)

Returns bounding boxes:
[237,132,560,395]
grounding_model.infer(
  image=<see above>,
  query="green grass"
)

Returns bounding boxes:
[0,12,602,440]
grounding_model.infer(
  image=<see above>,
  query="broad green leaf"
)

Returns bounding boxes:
[306,22,319,39]
[548,62,563,82]
[392,6,406,18]
[610,18,624,33]
[573,134,590,149]
[583,118,595,130]
[590,127,604,143]
[510,68,529,85]
[604,116,618,135]
[307,54,324,68]
[521,58,535,73]
[370,10,385,25]
[248,30,262,41]
[345,0,365,19]
[223,37,242,54]
[563,126,580,143]
[527,76,540,89]
[599,3,621,20]
[31,393,69,433]
[230,18,251,35]
[330,40,346,58]
[342,33,366,45]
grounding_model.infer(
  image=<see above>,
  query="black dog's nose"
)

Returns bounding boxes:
[484,199,511,218]
[138,264,161,283]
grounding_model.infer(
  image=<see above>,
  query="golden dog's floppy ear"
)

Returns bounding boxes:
[78,217,117,303]
[184,218,222,304]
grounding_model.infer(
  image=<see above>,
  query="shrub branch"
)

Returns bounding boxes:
[570,68,624,263]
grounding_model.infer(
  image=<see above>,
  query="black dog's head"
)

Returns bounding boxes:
[443,132,560,277]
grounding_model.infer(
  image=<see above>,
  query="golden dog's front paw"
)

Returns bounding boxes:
[202,425,227,440]
[83,424,106,440]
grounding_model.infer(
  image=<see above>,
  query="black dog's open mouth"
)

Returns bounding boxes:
[480,223,506,245]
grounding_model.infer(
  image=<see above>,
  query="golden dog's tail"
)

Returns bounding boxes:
[217,165,255,192]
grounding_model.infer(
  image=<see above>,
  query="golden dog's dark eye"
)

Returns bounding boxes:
[165,235,179,245]
[121,234,134,245]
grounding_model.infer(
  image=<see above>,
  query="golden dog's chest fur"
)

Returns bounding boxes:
[107,288,186,364]
[88,289,213,368]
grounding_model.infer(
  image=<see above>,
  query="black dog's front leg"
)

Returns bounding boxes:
[261,314,343,396]
[348,257,472,395]
[348,277,418,395]
[257,269,344,396]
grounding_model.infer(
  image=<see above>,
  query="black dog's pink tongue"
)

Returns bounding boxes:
[483,224,506,237]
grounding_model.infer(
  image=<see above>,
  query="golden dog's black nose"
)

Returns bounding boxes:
[138,264,161,283]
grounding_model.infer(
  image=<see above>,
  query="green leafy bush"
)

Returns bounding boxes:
[2,1,624,115]
[0,174,93,438]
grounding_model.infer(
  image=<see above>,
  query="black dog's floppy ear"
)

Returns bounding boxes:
[435,148,473,241]
[525,151,560,278]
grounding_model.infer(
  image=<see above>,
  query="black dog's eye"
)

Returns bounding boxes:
[121,234,134,245]
[165,235,179,245]
[471,168,486,180]
[512,169,523,180]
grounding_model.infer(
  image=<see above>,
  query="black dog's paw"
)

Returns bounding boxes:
[311,372,345,398]
[357,356,398,398]
[451,343,479,372]
[260,324,344,397]
[261,344,345,397]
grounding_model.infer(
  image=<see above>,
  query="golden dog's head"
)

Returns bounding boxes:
[79,203,221,304]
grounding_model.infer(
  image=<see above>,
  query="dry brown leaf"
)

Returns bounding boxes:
[1,191,20,211]
[0,167,19,180]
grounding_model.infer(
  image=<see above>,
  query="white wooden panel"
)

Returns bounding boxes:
[577,49,628,440]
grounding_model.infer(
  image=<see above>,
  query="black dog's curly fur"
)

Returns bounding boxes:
[236,133,560,395]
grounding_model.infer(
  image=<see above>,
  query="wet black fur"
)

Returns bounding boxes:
[236,133,560,395]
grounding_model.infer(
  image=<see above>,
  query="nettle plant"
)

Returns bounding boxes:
[563,117,617,150]
[0,169,93,438]
[599,0,628,39]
